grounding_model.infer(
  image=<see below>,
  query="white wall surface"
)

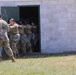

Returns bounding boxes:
[41,0,76,53]
[0,0,76,53]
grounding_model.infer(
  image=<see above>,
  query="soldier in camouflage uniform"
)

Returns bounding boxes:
[31,22,37,52]
[0,15,15,62]
[24,21,32,53]
[9,18,20,58]
[24,22,32,41]
[18,24,32,55]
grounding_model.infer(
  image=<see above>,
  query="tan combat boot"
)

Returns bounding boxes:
[10,56,16,62]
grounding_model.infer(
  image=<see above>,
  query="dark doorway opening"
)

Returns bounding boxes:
[19,6,40,53]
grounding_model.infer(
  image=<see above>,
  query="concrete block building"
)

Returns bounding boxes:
[0,0,76,53]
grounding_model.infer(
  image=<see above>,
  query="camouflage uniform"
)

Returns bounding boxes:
[0,19,13,57]
[19,25,32,54]
[31,25,38,52]
[31,25,37,40]
[24,24,32,42]
[9,23,20,57]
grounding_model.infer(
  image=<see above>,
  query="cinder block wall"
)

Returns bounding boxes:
[0,0,76,53]
[41,0,76,53]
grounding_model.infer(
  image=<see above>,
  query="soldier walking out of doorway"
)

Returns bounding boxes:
[0,15,16,62]
[18,22,32,55]
[9,18,20,58]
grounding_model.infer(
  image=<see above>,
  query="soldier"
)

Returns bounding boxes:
[0,15,15,62]
[9,18,20,58]
[24,20,32,53]
[31,22,37,52]
[18,24,32,55]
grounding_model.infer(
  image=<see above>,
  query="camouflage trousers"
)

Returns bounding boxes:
[27,33,32,42]
[0,36,13,57]
[20,34,32,54]
[27,33,37,52]
[10,34,20,55]
[0,47,2,57]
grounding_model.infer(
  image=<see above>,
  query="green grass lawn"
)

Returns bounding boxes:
[0,54,76,75]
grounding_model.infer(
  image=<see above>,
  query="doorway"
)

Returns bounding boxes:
[1,6,41,53]
[19,6,40,53]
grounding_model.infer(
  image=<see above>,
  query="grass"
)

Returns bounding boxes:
[0,54,76,75]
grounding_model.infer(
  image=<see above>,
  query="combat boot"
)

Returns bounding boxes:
[10,56,16,62]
